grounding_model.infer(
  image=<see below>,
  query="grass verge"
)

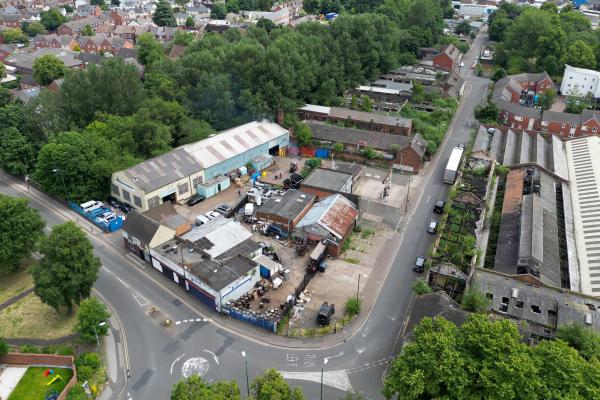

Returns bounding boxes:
[0,262,34,304]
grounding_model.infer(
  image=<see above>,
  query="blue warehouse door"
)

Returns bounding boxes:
[186,280,216,309]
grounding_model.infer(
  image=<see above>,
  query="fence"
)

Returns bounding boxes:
[221,307,277,333]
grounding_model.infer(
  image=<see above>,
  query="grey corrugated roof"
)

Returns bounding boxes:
[307,121,412,151]
[302,168,352,192]
[189,255,256,291]
[328,107,412,128]
[542,110,582,126]
[258,190,315,221]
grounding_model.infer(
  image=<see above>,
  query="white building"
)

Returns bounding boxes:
[560,64,600,99]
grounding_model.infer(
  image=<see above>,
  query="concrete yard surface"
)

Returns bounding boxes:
[0,366,27,400]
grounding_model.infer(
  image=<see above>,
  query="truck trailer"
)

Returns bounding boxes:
[443,146,464,184]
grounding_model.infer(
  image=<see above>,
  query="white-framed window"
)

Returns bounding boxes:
[111,183,120,196]
[562,124,566,128]
[148,196,160,209]
[569,131,576,138]
[133,195,142,208]
[541,121,549,127]
[515,116,523,122]
[178,182,189,195]
[122,189,131,202]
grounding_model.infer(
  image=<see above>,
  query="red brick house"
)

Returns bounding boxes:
[32,34,78,51]
[298,104,412,135]
[78,34,134,54]
[539,109,600,138]
[0,44,15,61]
[0,14,21,28]
[433,44,462,72]
[110,9,130,25]
[57,16,102,36]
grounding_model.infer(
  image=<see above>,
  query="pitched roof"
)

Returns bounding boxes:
[296,194,358,239]
[122,210,160,244]
[62,16,101,31]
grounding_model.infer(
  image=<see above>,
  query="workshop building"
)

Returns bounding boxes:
[256,190,316,232]
[300,167,353,199]
[111,121,289,211]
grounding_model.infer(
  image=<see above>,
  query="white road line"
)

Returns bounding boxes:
[196,318,202,322]
[426,195,431,204]
[203,349,219,366]
[116,276,130,289]
[170,353,185,374]
[183,319,188,323]
[175,321,181,325]
[132,292,149,307]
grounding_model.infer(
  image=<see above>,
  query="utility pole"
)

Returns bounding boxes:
[404,177,411,214]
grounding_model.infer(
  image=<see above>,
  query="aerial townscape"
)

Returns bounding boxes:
[5,0,600,399]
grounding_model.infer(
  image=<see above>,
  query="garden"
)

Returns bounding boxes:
[7,366,73,400]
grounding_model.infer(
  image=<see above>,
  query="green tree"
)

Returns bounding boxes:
[460,287,490,313]
[412,279,431,295]
[174,29,194,45]
[567,40,596,69]
[252,369,304,400]
[80,24,94,36]
[32,222,101,312]
[90,0,105,5]
[40,8,68,31]
[137,32,165,66]
[474,101,499,123]
[226,0,240,13]
[185,15,195,28]
[0,337,8,355]
[63,4,74,13]
[22,21,47,37]
[211,3,227,19]
[153,0,177,27]
[332,142,344,152]
[488,16,512,42]
[0,195,45,273]
[66,385,88,400]
[1,28,27,43]
[295,122,312,147]
[0,127,36,175]
[32,54,67,85]
[171,375,240,400]
[539,88,557,111]
[360,95,372,112]
[0,62,5,79]
[491,67,507,82]
[557,323,600,360]
[454,21,472,36]
[76,297,111,342]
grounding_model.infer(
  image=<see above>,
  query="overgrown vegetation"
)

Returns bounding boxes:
[460,286,490,313]
[345,297,362,317]
[412,279,432,295]
[484,173,506,269]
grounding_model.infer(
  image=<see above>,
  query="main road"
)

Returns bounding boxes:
[0,30,490,400]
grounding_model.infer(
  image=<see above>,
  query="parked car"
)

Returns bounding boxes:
[210,211,221,219]
[413,256,426,273]
[106,197,132,213]
[107,196,120,208]
[195,215,209,226]
[118,202,132,213]
[187,194,206,206]
[317,302,335,325]
[433,200,445,214]
[216,203,231,215]
[427,220,438,234]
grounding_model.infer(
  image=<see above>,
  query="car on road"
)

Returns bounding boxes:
[413,256,426,273]
[433,200,445,214]
[427,220,438,234]
[187,194,206,206]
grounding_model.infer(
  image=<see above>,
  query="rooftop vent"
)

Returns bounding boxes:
[511,288,518,298]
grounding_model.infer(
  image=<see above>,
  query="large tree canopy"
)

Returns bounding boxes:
[384,314,600,400]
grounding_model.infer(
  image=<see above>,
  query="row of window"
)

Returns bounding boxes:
[111,184,142,207]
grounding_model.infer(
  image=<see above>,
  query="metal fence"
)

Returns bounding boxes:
[221,306,277,333]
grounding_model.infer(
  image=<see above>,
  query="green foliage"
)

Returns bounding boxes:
[171,375,240,399]
[332,142,344,152]
[32,54,67,85]
[540,88,557,111]
[383,314,600,400]
[31,222,101,312]
[295,122,312,147]
[56,345,75,356]
[454,21,472,36]
[22,21,47,37]
[0,127,36,175]
[340,391,365,400]
[226,0,240,13]
[40,9,67,31]
[66,385,88,400]
[80,24,94,37]
[491,67,506,82]
[75,352,102,371]
[63,4,74,13]
[566,98,588,114]
[359,95,372,112]
[362,146,378,159]
[211,3,227,19]
[137,32,165,66]
[153,0,177,27]
[495,164,510,176]
[185,15,195,28]
[412,279,432,295]
[251,369,304,400]
[0,195,45,274]
[557,323,600,361]
[20,344,40,353]
[460,287,490,313]
[0,338,8,355]
[345,297,361,316]
[474,101,499,123]
[1,28,28,43]
[567,39,596,69]
[77,365,94,382]
[76,297,111,342]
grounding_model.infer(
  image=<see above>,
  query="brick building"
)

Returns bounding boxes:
[298,104,412,135]
[433,43,462,72]
[300,167,354,199]
[256,190,316,232]
[0,13,21,27]
[57,15,103,35]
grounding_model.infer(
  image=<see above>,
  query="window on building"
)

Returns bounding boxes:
[569,131,575,138]
[192,176,203,188]
[583,126,588,131]
[178,182,189,195]
[594,127,599,133]
[133,195,142,208]
[562,124,566,128]
[111,183,120,196]
[122,189,131,202]
[148,196,160,209]
[531,304,541,314]
[516,301,524,309]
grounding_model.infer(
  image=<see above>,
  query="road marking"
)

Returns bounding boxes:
[196,318,202,322]
[280,370,353,392]
[170,353,185,375]
[175,321,181,325]
[132,292,149,307]
[426,195,431,204]
[116,276,130,289]
[324,352,343,363]
[203,349,219,366]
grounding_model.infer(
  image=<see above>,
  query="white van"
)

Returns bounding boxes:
[195,215,210,225]
[81,200,103,213]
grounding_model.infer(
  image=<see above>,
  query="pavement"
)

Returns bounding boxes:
[0,29,491,400]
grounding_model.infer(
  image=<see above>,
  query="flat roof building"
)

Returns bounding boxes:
[256,190,316,232]
[111,121,289,211]
[300,167,354,199]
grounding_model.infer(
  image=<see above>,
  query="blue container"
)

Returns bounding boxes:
[69,201,124,232]
[315,148,330,159]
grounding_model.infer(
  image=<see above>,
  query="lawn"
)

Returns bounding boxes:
[8,367,74,400]
[0,263,34,304]
[0,293,78,339]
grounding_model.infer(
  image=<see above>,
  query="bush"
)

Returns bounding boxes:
[0,338,8,355]
[41,345,56,354]
[76,297,111,342]
[412,279,432,295]
[461,287,490,313]
[75,352,101,371]
[20,344,40,353]
[345,297,362,317]
[66,385,88,400]
[56,345,75,356]
[76,365,94,382]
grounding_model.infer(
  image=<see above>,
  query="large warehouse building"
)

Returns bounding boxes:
[110,121,289,211]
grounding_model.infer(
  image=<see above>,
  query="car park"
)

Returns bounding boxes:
[433,200,445,214]
[187,194,206,206]
[413,256,426,273]
[215,204,231,215]
[427,220,438,234]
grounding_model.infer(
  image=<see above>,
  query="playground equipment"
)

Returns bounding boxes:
[46,374,62,386]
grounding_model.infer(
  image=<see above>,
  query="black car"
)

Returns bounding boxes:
[107,197,132,213]
[118,202,132,213]
[433,200,445,214]
[413,256,426,273]
[187,194,206,206]
[216,203,232,215]
[317,302,335,326]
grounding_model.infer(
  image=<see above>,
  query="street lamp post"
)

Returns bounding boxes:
[356,274,361,302]
[52,168,69,202]
[320,358,328,400]
[241,351,249,397]
[92,321,109,382]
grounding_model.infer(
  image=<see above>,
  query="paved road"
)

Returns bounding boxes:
[0,30,490,400]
